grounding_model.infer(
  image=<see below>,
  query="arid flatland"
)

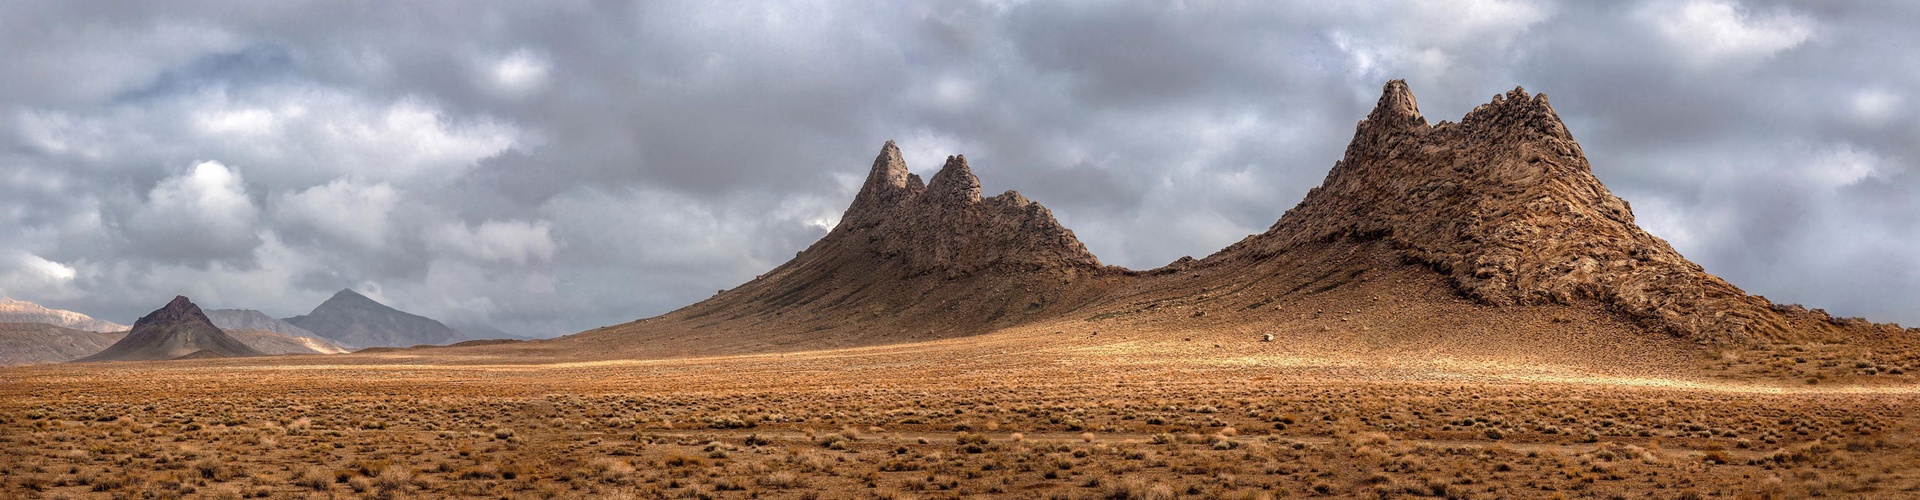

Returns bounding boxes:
[5,324,1918,499]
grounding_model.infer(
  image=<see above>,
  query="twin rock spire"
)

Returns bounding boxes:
[832,140,1103,277]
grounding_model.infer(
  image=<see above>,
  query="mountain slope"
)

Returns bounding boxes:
[0,323,123,365]
[77,296,263,362]
[0,297,127,332]
[284,289,467,348]
[206,309,320,339]
[224,329,351,355]
[562,142,1124,355]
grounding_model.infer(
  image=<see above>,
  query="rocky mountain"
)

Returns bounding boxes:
[206,309,320,339]
[0,297,127,332]
[1197,80,1855,345]
[77,296,263,362]
[284,289,467,348]
[564,141,1123,355]
[0,323,123,365]
[501,80,1908,366]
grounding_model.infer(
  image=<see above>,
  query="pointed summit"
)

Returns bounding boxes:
[78,295,263,362]
[844,141,926,228]
[1363,79,1426,131]
[925,155,982,204]
[135,295,213,329]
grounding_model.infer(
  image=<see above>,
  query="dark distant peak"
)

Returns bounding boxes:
[1363,79,1427,131]
[132,295,213,329]
[925,154,982,204]
[325,289,383,307]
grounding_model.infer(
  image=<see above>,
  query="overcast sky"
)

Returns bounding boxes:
[1,1,1915,335]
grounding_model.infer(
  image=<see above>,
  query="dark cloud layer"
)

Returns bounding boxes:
[2,1,1915,335]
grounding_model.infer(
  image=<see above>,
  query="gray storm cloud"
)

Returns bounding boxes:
[1,1,1915,336]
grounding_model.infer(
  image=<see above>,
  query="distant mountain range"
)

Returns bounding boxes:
[0,299,349,365]
[0,297,127,332]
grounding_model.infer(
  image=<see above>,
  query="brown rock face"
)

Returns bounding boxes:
[830,142,1103,278]
[1211,80,1837,344]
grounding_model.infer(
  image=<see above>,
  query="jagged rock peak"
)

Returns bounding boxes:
[864,140,913,194]
[1363,79,1427,131]
[133,295,214,329]
[1458,85,1572,140]
[925,154,982,204]
[844,141,926,227]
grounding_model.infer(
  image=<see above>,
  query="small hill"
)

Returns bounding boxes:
[448,320,541,341]
[562,141,1124,355]
[206,309,320,339]
[0,323,124,365]
[77,296,263,362]
[0,297,127,332]
[284,289,467,348]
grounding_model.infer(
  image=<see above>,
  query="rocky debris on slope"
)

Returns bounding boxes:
[284,289,467,348]
[819,141,1106,278]
[1214,80,1855,345]
[77,296,263,362]
[0,297,128,332]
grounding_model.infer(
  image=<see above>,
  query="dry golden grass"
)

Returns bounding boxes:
[4,322,1919,499]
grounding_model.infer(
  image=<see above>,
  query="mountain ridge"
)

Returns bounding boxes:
[0,297,128,332]
[285,289,467,348]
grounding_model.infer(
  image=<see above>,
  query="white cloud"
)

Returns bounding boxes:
[1804,143,1880,190]
[132,161,261,256]
[429,219,558,265]
[16,86,521,185]
[0,251,80,300]
[272,178,400,249]
[1849,88,1903,126]
[1323,0,1552,87]
[486,49,552,97]
[1642,0,1814,67]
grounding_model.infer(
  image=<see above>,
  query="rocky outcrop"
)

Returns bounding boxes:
[824,142,1104,278]
[285,289,467,348]
[1210,80,1844,344]
[77,296,263,362]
